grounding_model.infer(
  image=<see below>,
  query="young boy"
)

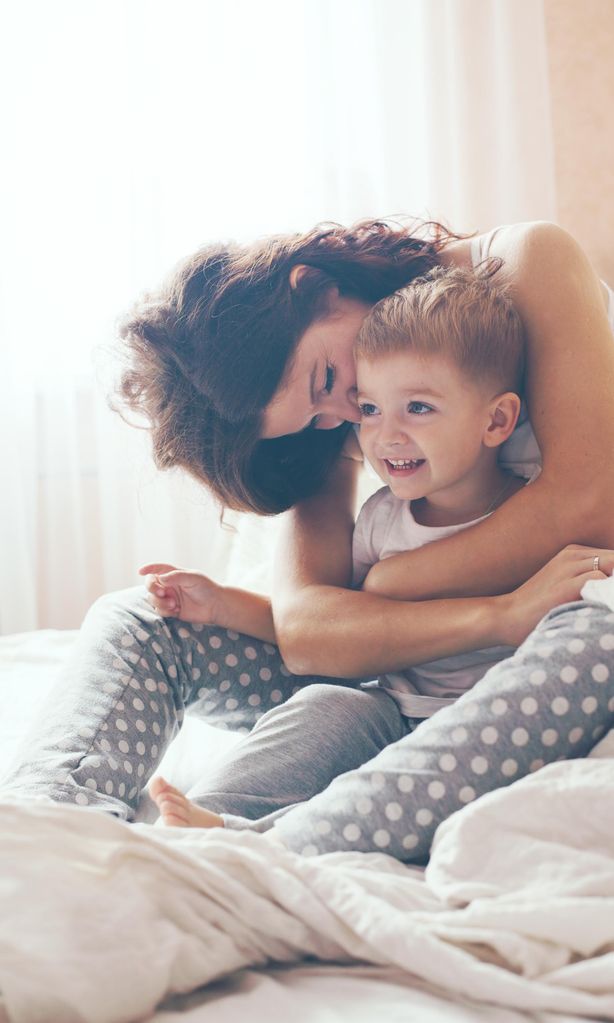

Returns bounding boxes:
[350,265,527,718]
[145,265,528,827]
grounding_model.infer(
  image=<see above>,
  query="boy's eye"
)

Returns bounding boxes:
[408,401,433,415]
[358,402,378,417]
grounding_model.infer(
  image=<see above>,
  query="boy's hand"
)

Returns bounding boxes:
[139,563,223,625]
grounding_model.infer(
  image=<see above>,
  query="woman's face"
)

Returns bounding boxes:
[261,293,371,439]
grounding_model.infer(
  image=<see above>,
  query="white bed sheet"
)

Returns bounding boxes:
[0,629,608,1023]
[154,964,592,1023]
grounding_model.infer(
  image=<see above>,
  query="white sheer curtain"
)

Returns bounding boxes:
[0,0,557,634]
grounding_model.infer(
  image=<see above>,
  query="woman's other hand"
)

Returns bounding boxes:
[498,544,614,647]
[139,563,223,624]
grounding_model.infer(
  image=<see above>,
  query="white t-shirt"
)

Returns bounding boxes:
[352,487,518,719]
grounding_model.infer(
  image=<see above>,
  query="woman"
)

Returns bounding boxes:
[5,219,614,863]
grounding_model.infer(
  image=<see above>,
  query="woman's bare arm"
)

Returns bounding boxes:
[272,222,614,674]
[363,222,614,600]
[272,458,614,675]
[271,448,506,675]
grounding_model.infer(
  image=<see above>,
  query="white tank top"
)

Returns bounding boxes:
[471,226,614,479]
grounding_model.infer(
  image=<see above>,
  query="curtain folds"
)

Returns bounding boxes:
[0,0,557,632]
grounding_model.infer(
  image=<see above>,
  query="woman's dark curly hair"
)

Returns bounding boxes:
[116,218,461,514]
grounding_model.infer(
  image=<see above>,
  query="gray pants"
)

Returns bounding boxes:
[2,588,613,862]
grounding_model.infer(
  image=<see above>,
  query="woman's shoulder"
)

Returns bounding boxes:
[442,222,612,311]
[440,221,562,272]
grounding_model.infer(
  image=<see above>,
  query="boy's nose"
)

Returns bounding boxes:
[379,418,409,447]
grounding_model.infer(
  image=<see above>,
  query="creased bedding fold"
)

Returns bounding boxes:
[2,753,614,1023]
[2,574,614,1023]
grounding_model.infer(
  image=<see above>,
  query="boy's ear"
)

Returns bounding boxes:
[483,392,522,448]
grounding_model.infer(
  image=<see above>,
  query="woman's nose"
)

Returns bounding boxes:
[316,389,361,429]
[316,413,347,430]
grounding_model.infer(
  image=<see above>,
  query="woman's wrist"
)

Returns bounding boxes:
[485,592,518,647]
[490,589,546,649]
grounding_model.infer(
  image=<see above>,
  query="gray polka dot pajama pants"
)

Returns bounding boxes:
[3,588,614,864]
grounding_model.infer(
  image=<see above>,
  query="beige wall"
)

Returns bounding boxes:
[544,0,614,283]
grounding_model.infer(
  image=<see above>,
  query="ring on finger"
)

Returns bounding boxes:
[593,555,601,572]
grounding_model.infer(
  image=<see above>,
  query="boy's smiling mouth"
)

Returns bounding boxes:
[384,458,426,476]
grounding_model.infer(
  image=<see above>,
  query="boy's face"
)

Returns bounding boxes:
[356,349,497,504]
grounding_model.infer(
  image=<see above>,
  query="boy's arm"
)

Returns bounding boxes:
[140,563,276,643]
[361,478,556,599]
[271,456,505,676]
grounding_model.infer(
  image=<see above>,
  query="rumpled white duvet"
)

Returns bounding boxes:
[2,757,614,1023]
[2,577,614,1023]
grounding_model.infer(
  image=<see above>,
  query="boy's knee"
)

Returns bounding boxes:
[289,683,361,714]
[288,683,401,739]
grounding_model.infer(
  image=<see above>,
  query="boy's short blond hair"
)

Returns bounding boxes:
[355,265,525,393]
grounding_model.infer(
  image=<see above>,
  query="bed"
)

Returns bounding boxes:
[1,622,614,1023]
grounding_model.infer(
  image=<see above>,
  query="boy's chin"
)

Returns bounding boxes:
[387,482,426,502]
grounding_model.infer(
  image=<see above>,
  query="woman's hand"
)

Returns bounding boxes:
[497,544,614,647]
[139,563,224,624]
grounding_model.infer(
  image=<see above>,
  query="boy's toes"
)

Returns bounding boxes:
[159,802,190,827]
[156,792,191,825]
[149,775,224,830]
[149,776,176,801]
[150,776,193,826]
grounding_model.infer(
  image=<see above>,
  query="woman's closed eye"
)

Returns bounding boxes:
[308,363,338,429]
[323,363,335,394]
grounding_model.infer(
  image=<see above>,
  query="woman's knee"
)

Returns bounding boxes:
[527,600,614,668]
[85,586,208,638]
[86,586,150,620]
[81,586,159,642]
[534,598,612,634]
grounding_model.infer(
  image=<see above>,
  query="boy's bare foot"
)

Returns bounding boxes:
[149,776,224,829]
